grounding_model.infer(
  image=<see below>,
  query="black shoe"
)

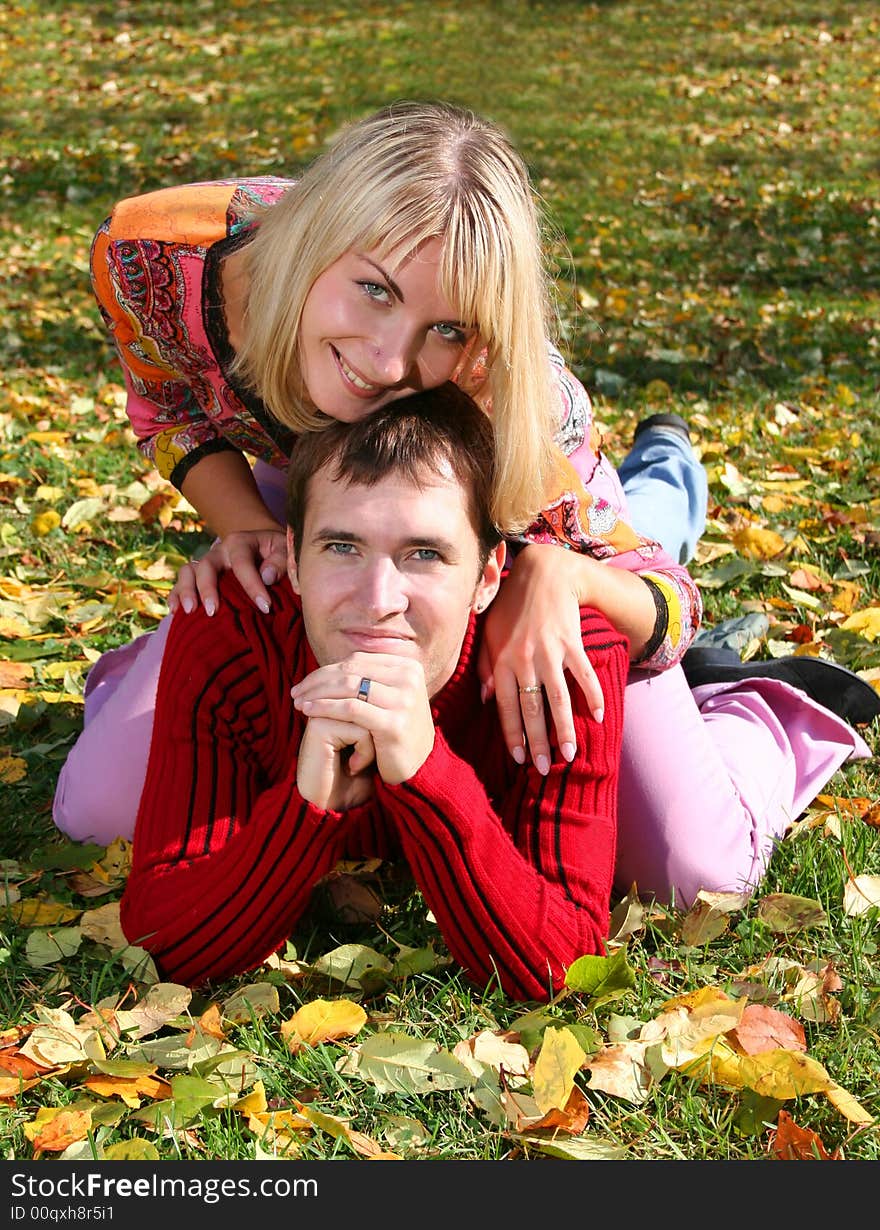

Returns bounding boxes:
[682,646,880,727]
[633,412,692,445]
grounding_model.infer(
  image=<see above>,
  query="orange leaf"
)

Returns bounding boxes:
[771,1109,836,1160]
[0,1052,47,1080]
[82,1074,171,1108]
[32,1109,93,1152]
[198,1003,227,1041]
[527,1085,591,1135]
[731,1004,807,1056]
[860,800,880,829]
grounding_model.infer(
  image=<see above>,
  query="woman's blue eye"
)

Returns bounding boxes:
[360,281,389,301]
[433,322,466,343]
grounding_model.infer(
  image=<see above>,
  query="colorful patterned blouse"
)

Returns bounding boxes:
[90,179,701,668]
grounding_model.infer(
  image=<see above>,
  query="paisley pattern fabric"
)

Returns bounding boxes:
[90,178,701,667]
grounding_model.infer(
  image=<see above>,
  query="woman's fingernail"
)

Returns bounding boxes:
[261,566,277,585]
[256,596,271,614]
[593,707,604,724]
[205,599,216,617]
[480,683,488,704]
[512,746,526,765]
[561,741,576,762]
[181,597,194,614]
[535,754,551,776]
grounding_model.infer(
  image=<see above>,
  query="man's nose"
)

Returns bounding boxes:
[364,558,407,615]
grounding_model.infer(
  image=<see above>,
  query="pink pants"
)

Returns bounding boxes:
[52,462,871,907]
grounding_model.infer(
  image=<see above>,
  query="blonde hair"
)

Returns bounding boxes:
[235,99,560,533]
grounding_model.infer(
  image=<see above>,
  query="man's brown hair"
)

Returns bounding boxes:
[286,382,502,567]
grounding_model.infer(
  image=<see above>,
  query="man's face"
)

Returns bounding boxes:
[288,463,504,697]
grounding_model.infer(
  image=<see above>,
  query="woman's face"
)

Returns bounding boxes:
[298,236,478,422]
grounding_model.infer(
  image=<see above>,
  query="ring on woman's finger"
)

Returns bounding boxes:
[518,684,543,694]
[356,677,372,703]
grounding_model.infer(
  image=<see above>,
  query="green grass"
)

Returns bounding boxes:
[1,0,878,1164]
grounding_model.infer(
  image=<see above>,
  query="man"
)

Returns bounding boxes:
[119,384,629,1002]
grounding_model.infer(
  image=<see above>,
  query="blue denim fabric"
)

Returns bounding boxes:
[618,426,708,564]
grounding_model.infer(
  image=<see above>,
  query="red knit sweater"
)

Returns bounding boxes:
[120,577,628,1001]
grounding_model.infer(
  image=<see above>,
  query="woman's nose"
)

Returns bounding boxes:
[372,326,418,386]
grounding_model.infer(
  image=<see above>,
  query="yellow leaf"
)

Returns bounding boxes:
[840,607,880,642]
[26,431,70,444]
[532,1027,586,1115]
[31,511,61,537]
[684,1042,832,1099]
[280,998,367,1051]
[9,898,81,927]
[825,1082,874,1126]
[731,526,787,560]
[233,1080,268,1117]
[0,756,27,784]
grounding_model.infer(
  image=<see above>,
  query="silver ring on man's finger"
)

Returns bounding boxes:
[357,677,372,703]
[518,684,543,694]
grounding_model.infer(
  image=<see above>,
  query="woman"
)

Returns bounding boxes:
[55,100,872,908]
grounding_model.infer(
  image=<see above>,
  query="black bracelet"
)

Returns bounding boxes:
[636,576,669,664]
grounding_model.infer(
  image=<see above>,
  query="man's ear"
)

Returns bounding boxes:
[286,527,301,594]
[473,541,506,613]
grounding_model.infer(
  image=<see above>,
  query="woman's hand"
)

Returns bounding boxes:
[477,545,606,773]
[168,528,288,616]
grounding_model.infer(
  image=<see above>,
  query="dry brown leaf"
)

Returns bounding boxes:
[325,874,384,924]
[0,662,32,687]
[861,800,880,829]
[583,1041,653,1104]
[79,901,127,948]
[453,1029,531,1084]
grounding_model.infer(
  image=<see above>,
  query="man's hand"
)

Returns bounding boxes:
[291,652,435,785]
[296,716,376,811]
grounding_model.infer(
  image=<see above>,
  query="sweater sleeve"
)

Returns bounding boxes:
[376,610,629,1002]
[119,589,366,987]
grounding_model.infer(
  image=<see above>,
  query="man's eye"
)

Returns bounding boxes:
[327,542,357,555]
[412,548,441,562]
